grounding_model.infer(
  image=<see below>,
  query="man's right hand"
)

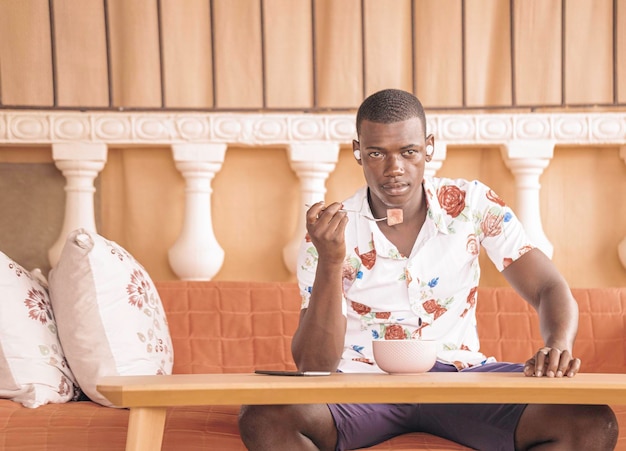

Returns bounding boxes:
[305,202,348,264]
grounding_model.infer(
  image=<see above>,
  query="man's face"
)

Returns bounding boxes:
[353,118,431,211]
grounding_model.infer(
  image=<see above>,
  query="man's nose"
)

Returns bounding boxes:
[384,156,404,176]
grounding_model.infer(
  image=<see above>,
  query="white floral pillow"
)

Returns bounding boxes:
[0,252,80,408]
[48,229,174,407]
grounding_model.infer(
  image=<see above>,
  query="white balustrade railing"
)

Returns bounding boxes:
[1,111,625,278]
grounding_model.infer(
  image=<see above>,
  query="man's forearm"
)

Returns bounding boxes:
[292,261,347,371]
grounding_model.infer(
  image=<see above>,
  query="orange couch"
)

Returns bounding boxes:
[1,282,625,450]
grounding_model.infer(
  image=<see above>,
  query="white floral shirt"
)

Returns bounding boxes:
[296,177,534,373]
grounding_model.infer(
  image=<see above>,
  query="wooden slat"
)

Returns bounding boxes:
[54,0,109,107]
[160,0,213,108]
[413,0,464,108]
[314,0,363,108]
[565,0,613,105]
[513,0,562,106]
[107,0,162,107]
[0,0,53,106]
[263,0,314,108]
[363,0,413,96]
[212,0,263,108]
[464,0,512,107]
[617,0,626,104]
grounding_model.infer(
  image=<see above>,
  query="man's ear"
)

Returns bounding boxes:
[425,134,435,159]
[352,140,362,164]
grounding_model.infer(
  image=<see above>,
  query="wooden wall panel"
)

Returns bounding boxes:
[54,0,109,107]
[363,0,413,96]
[161,0,213,108]
[565,0,613,105]
[263,0,313,108]
[464,0,512,107]
[0,0,53,106]
[542,147,626,286]
[108,0,162,107]
[212,0,263,108]
[514,0,562,106]
[314,0,363,108]
[212,147,298,281]
[413,0,464,108]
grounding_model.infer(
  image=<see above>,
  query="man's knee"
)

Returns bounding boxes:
[517,404,618,450]
[238,404,280,443]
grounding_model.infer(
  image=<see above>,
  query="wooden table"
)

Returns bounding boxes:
[97,372,626,451]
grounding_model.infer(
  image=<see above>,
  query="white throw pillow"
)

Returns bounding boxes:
[48,229,174,406]
[0,252,80,408]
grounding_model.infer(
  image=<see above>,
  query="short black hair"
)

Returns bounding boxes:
[356,89,427,137]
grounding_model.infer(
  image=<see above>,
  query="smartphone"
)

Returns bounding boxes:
[254,370,331,376]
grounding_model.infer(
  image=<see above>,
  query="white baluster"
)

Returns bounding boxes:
[283,142,340,274]
[501,140,555,258]
[618,146,626,270]
[425,141,447,178]
[49,143,108,267]
[169,144,227,280]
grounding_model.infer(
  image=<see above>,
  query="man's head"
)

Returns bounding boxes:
[355,89,427,138]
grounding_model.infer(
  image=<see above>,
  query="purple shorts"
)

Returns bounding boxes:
[328,362,527,451]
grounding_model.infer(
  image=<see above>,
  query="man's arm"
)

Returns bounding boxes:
[291,202,348,372]
[502,247,581,377]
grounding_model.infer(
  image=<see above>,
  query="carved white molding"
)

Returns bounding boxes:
[619,147,626,270]
[48,143,108,267]
[283,142,340,274]
[501,140,555,258]
[1,111,625,146]
[169,144,227,281]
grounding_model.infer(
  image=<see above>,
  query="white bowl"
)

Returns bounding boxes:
[372,339,438,374]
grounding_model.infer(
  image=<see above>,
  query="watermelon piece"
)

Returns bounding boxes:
[386,209,403,226]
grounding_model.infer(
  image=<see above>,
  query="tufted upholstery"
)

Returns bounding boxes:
[1,282,625,450]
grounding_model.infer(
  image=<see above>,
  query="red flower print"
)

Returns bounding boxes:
[375,311,391,319]
[384,324,406,340]
[127,269,151,309]
[342,264,357,282]
[486,189,506,206]
[461,287,477,318]
[438,185,466,218]
[503,257,513,268]
[460,344,470,351]
[24,288,53,325]
[351,301,371,315]
[481,211,503,237]
[466,234,479,255]
[355,246,376,270]
[305,233,311,243]
[422,299,447,320]
[405,268,412,285]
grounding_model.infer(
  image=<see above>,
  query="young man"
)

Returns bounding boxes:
[238,89,618,450]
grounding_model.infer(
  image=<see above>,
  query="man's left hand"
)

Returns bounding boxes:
[523,347,581,378]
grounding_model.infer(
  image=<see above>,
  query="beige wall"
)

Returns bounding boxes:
[1,0,625,287]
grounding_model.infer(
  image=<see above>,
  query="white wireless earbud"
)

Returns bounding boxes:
[353,150,361,160]
[426,145,434,155]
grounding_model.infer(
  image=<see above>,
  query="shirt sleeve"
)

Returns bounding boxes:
[472,182,535,272]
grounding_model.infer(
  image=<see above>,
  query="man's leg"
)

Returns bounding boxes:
[515,404,618,450]
[238,404,337,451]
